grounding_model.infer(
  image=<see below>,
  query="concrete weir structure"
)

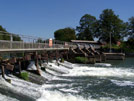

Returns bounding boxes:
[0,31,71,81]
[104,53,125,60]
[0,31,125,80]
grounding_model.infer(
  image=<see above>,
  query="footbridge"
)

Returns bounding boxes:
[0,31,125,79]
[0,31,77,53]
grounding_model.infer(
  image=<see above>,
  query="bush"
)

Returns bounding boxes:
[60,58,64,63]
[20,72,29,81]
[75,57,88,63]
[120,42,134,52]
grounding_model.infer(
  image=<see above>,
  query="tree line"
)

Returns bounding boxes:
[0,25,21,41]
[54,9,134,52]
[54,9,134,43]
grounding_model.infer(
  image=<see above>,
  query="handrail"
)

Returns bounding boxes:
[0,40,77,50]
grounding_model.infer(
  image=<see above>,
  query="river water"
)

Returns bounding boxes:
[0,57,134,101]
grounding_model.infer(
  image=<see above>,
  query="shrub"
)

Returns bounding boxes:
[60,58,64,63]
[20,72,29,81]
[75,57,88,63]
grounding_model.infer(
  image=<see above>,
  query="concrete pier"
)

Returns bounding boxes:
[104,53,125,60]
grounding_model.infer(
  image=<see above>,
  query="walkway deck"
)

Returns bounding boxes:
[0,48,69,53]
[0,40,71,53]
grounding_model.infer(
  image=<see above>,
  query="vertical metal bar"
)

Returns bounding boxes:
[10,34,13,49]
[32,40,34,49]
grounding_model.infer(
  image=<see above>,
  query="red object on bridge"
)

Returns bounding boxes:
[49,38,53,47]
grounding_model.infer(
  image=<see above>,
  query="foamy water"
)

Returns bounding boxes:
[37,60,134,101]
[64,66,134,78]
[1,58,134,101]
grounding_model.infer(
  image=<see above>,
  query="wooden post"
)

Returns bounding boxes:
[66,51,69,60]
[46,53,48,64]
[35,52,41,75]
[18,60,21,75]
[56,51,58,63]
[1,65,5,79]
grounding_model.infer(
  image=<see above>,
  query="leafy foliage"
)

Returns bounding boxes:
[0,25,6,32]
[0,25,10,40]
[54,27,76,42]
[123,38,134,52]
[75,57,88,63]
[0,25,21,41]
[76,14,97,40]
[126,17,134,39]
[36,38,44,43]
[60,58,64,63]
[95,9,126,43]
[13,35,22,41]
[20,72,29,81]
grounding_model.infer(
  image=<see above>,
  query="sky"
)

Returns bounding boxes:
[0,0,134,39]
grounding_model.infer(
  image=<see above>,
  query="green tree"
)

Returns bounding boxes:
[126,17,134,39]
[122,17,134,52]
[0,25,21,41]
[96,9,126,43]
[54,27,76,42]
[36,38,44,43]
[0,25,6,32]
[12,34,22,41]
[0,25,10,40]
[76,14,97,40]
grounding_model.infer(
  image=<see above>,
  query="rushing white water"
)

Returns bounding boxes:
[1,60,134,101]
[63,65,134,78]
[27,61,37,70]
[37,61,134,101]
[94,63,112,67]
[0,93,19,101]
[37,87,130,101]
[111,80,134,86]
[37,90,88,101]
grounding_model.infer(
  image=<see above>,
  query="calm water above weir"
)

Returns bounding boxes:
[1,57,134,101]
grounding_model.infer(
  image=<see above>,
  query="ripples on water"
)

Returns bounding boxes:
[0,58,134,101]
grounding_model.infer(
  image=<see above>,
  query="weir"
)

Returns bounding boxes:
[0,31,125,81]
[0,33,127,101]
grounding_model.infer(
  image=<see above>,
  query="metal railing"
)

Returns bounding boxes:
[0,31,77,50]
[0,40,78,50]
